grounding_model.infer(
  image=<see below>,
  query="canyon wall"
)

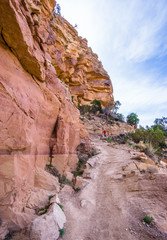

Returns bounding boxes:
[0,0,113,236]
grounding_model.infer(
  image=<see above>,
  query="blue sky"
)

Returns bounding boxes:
[58,0,167,126]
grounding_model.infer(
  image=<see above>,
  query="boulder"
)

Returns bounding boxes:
[29,214,59,240]
[147,165,159,174]
[130,152,147,160]
[29,203,66,240]
[47,203,66,230]
[130,152,155,165]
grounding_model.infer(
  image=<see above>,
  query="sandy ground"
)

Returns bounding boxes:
[60,137,167,240]
[9,136,167,240]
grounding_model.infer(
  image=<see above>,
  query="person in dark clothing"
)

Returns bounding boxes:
[56,3,61,15]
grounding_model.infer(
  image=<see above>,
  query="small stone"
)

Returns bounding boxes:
[147,165,159,173]
[87,158,97,167]
[83,169,92,179]
[64,171,74,182]
[80,200,87,207]
[73,176,83,190]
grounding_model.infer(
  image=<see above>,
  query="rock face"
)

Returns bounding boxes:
[0,0,113,235]
[45,16,113,107]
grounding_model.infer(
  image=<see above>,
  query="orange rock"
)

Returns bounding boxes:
[0,0,113,232]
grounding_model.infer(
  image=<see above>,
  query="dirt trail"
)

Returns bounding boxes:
[60,137,167,240]
[60,138,136,240]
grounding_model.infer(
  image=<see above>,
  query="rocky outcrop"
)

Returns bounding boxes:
[39,8,113,107]
[0,0,113,236]
[82,114,134,137]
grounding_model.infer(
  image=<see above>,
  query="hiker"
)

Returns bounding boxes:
[55,3,61,15]
[103,130,107,138]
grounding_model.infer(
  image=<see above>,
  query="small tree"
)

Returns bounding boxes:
[112,100,121,113]
[116,113,125,121]
[91,99,103,113]
[153,117,167,136]
[127,113,139,126]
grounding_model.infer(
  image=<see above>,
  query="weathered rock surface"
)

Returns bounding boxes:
[0,0,112,235]
[29,202,66,240]
[130,152,155,165]
[45,16,113,107]
[0,0,113,235]
[34,167,60,191]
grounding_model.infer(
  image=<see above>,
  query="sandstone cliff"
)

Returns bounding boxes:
[0,0,113,237]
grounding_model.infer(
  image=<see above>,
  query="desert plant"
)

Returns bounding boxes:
[39,203,51,215]
[78,104,91,115]
[90,99,103,113]
[48,195,55,200]
[143,215,153,224]
[105,137,113,143]
[129,127,165,150]
[112,100,121,113]
[58,175,72,186]
[154,117,167,131]
[59,228,65,238]
[143,142,159,157]
[127,113,139,126]
[57,203,64,211]
[78,99,102,115]
[75,187,81,192]
[46,164,53,168]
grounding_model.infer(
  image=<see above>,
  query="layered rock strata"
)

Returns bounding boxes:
[0,0,113,237]
[45,16,113,107]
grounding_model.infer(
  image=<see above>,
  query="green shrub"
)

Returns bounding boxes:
[38,203,51,215]
[58,175,72,186]
[129,127,165,150]
[153,117,167,136]
[91,99,103,113]
[57,203,64,211]
[78,99,102,115]
[105,137,113,143]
[143,215,153,224]
[48,195,55,200]
[46,165,72,186]
[46,164,53,168]
[59,228,65,238]
[75,187,81,192]
[78,104,91,115]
